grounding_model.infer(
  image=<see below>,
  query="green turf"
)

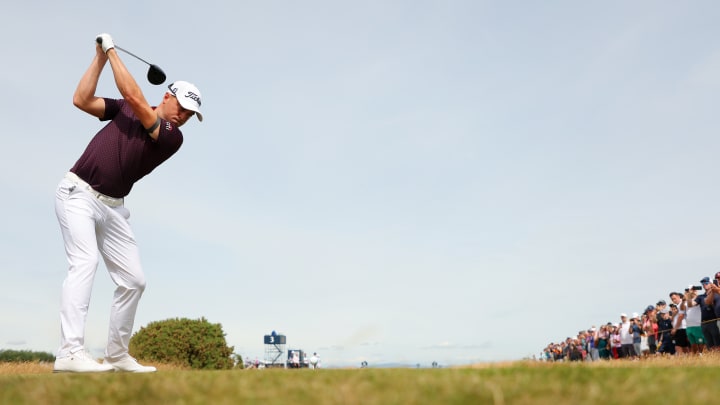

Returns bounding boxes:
[1,363,719,405]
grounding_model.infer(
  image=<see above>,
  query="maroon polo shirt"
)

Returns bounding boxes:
[70,98,183,198]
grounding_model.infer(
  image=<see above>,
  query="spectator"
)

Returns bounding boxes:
[639,313,649,357]
[539,274,720,359]
[579,331,590,360]
[704,273,720,339]
[618,314,635,358]
[567,338,583,361]
[688,277,720,350]
[629,313,642,358]
[587,327,599,361]
[309,352,320,369]
[683,287,705,354]
[610,324,622,359]
[642,306,658,355]
[657,308,676,355]
[596,324,611,360]
[292,351,300,368]
[669,292,689,354]
[555,343,563,361]
[546,344,555,361]
[559,338,570,361]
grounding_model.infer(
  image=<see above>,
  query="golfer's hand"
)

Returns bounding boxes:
[96,33,115,54]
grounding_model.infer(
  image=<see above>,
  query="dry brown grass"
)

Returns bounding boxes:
[0,361,190,375]
[0,362,53,375]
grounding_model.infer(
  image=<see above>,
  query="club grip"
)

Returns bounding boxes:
[96,37,102,44]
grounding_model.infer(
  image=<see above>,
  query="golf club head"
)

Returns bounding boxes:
[147,65,166,85]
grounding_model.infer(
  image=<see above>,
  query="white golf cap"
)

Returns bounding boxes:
[167,81,203,122]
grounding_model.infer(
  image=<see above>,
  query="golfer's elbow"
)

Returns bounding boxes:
[72,92,89,110]
[73,92,106,118]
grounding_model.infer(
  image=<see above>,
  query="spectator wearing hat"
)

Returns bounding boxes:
[619,314,635,358]
[656,300,668,322]
[642,306,658,354]
[687,277,720,350]
[683,287,705,354]
[669,292,689,354]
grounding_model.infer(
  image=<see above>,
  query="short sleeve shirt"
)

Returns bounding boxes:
[70,98,183,198]
[695,294,717,322]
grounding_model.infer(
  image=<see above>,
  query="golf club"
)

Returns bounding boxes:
[95,38,166,85]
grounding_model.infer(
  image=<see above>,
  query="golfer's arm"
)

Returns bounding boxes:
[73,50,108,118]
[106,49,157,131]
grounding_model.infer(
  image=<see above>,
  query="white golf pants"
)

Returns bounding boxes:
[55,176,146,360]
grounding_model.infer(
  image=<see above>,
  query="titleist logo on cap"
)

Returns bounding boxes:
[184,91,201,106]
[168,82,201,106]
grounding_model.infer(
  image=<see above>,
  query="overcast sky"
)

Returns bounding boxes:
[2,1,720,367]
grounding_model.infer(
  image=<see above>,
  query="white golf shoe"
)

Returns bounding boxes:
[53,350,114,373]
[104,356,157,373]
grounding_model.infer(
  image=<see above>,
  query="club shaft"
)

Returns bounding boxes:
[115,45,152,67]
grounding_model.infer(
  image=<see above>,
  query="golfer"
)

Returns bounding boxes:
[53,33,202,373]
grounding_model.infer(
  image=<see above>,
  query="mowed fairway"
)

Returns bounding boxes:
[2,356,720,405]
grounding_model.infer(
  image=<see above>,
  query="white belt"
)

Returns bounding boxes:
[65,172,124,207]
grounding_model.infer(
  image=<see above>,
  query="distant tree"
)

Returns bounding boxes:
[233,353,244,369]
[129,317,235,370]
[0,350,55,362]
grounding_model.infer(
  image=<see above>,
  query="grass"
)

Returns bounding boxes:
[2,355,720,404]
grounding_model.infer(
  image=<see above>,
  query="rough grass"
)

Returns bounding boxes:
[2,354,720,404]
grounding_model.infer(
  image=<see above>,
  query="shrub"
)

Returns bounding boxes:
[129,317,235,369]
[0,350,55,363]
[233,353,244,369]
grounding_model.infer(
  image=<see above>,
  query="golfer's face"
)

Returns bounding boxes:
[167,95,196,126]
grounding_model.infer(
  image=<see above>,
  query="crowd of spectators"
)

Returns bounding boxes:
[542,272,720,361]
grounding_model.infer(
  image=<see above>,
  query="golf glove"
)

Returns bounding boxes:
[96,33,115,54]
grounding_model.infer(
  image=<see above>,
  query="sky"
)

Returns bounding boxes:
[2,1,720,368]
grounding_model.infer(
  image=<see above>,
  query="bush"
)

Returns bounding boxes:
[233,353,244,369]
[129,317,235,370]
[0,350,55,363]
